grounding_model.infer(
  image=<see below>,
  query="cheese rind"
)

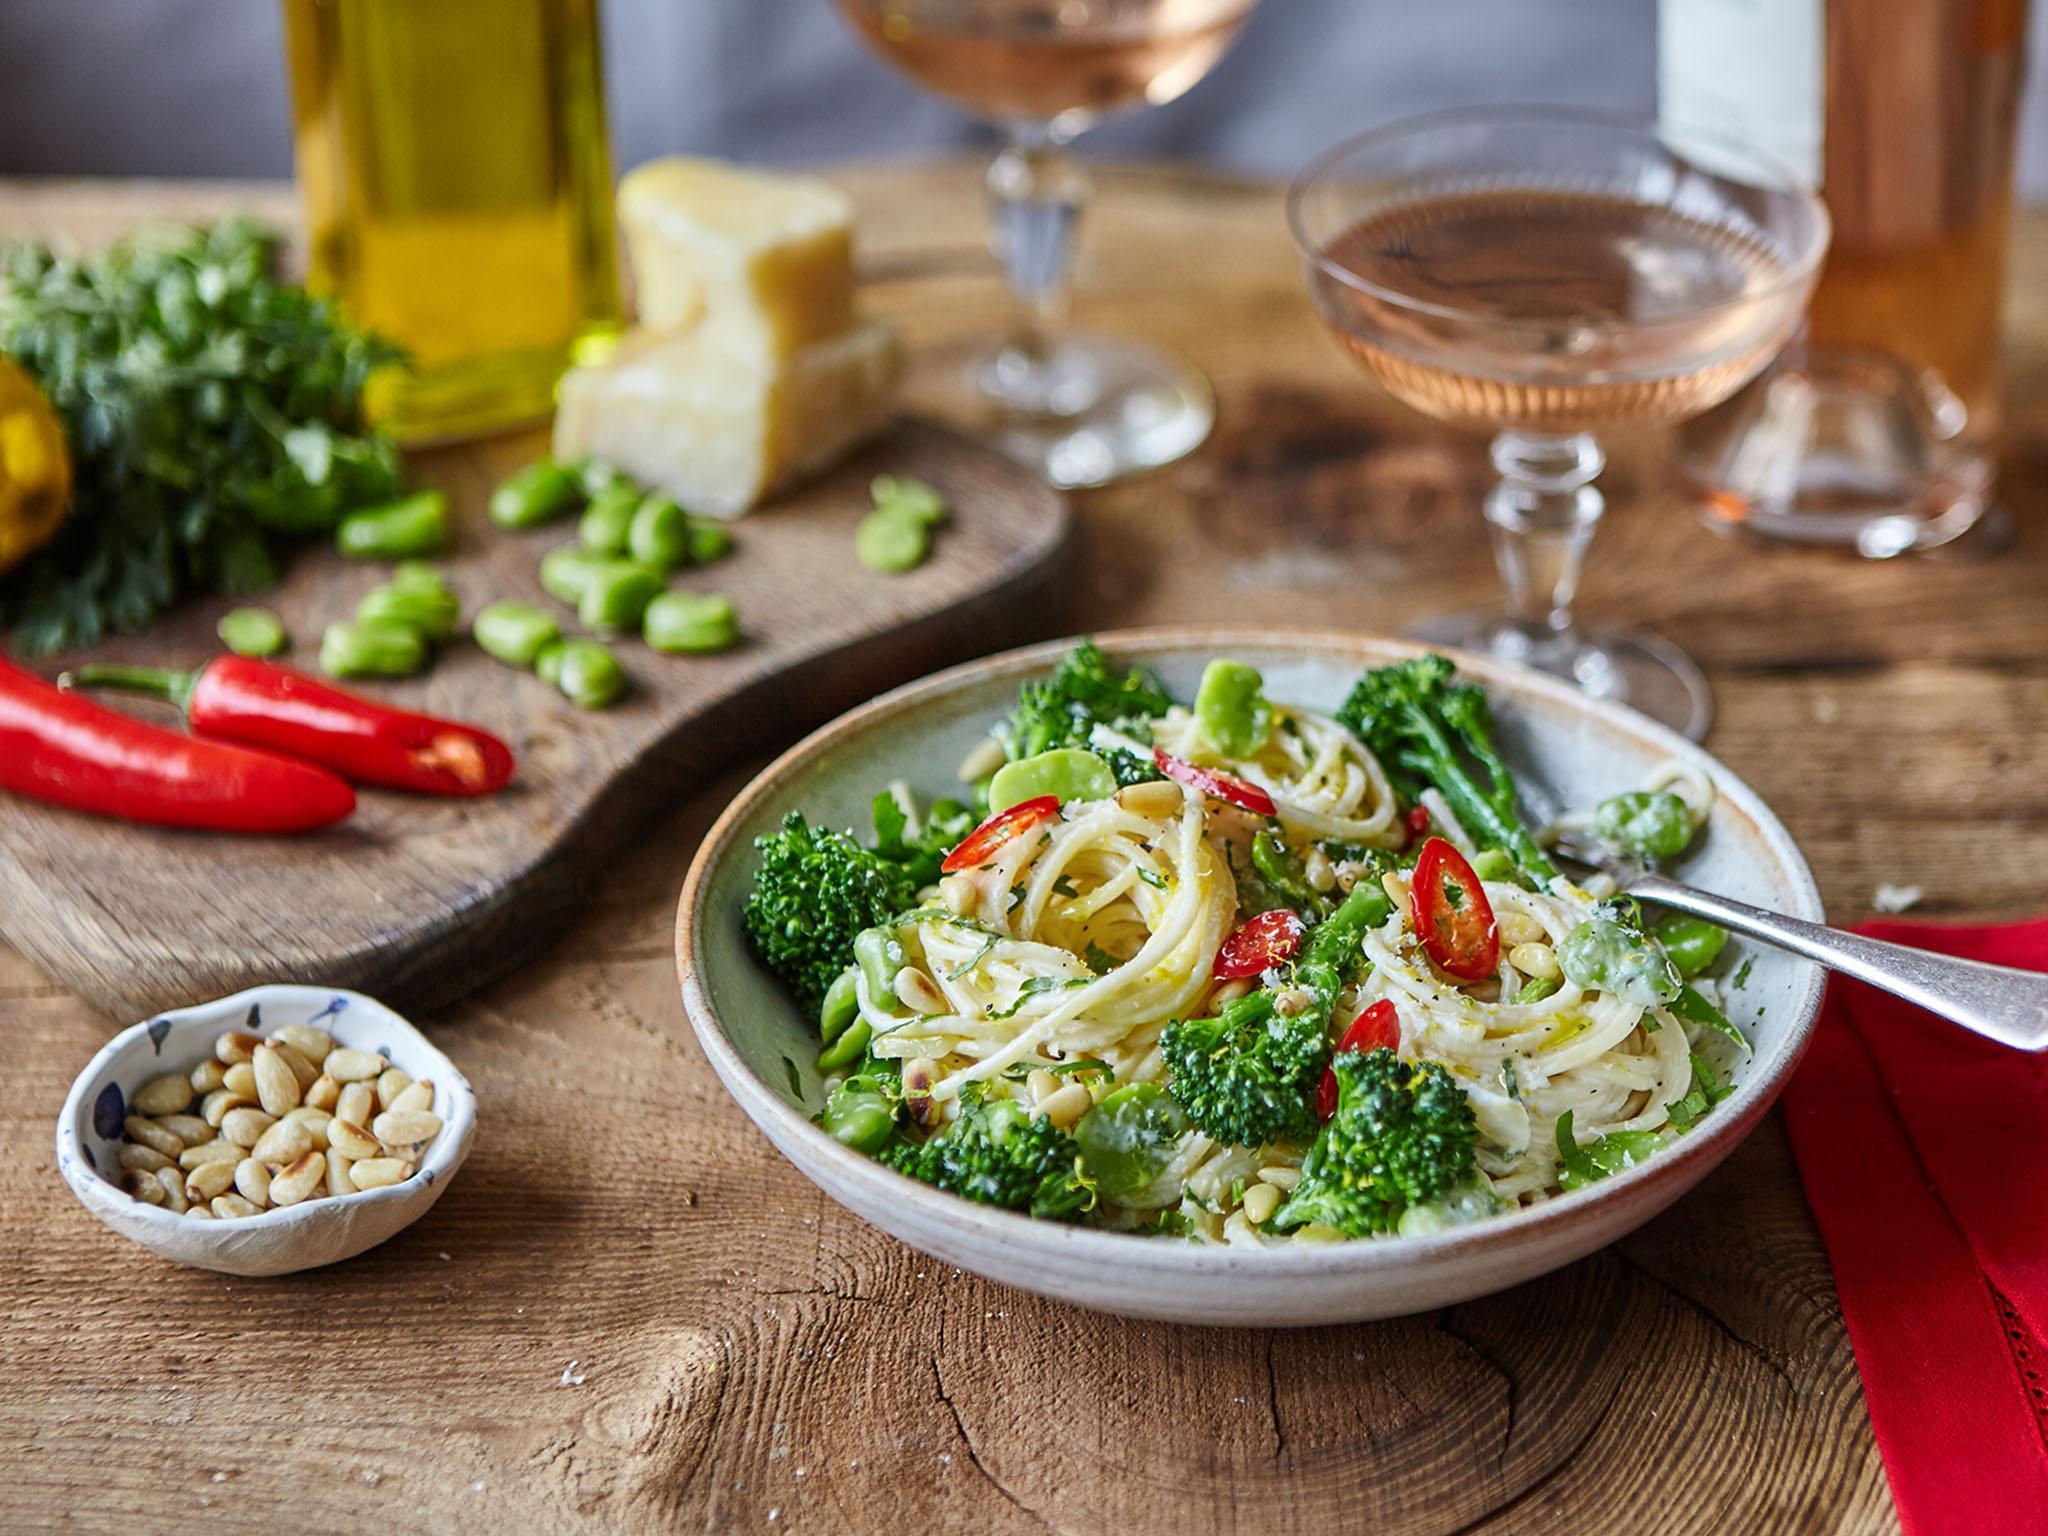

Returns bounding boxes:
[552,318,902,520]
[619,157,856,362]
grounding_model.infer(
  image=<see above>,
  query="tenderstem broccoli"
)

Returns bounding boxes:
[885,1087,1094,1218]
[742,812,920,1013]
[1005,639,1173,768]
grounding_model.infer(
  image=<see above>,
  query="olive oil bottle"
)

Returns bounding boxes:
[281,0,622,443]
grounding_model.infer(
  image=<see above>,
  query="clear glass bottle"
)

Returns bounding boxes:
[281,0,622,443]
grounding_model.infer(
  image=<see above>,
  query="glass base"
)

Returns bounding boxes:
[907,334,1214,489]
[1407,612,1712,741]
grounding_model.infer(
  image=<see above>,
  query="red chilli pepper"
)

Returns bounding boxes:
[1317,999,1401,1121]
[1152,749,1276,816]
[64,657,515,797]
[1406,804,1431,842]
[1409,836,1499,982]
[941,795,1060,873]
[0,657,355,833]
[1214,909,1305,980]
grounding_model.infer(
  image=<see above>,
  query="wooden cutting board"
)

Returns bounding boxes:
[0,417,1066,1018]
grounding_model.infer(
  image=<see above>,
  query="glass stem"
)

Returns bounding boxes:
[983,125,1090,416]
[1485,430,1605,662]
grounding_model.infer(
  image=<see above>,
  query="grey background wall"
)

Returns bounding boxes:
[3,1,2046,194]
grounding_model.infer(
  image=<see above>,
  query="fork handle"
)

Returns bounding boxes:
[1629,873,2048,1052]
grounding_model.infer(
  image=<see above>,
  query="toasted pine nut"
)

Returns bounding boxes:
[1382,871,1408,908]
[214,1031,262,1065]
[118,1142,174,1174]
[389,1079,434,1115]
[252,1045,302,1116]
[155,1113,213,1148]
[1038,1083,1092,1130]
[1497,911,1546,946]
[132,1073,194,1117]
[121,1169,166,1205]
[324,1047,383,1083]
[179,1139,242,1170]
[304,1074,341,1112]
[938,873,977,916]
[274,1023,334,1062]
[370,1109,442,1147]
[210,1194,261,1219]
[250,1117,313,1166]
[1272,987,1314,1018]
[893,967,948,1016]
[234,1157,272,1207]
[200,1090,254,1128]
[222,1062,258,1098]
[270,1041,320,1091]
[123,1115,184,1159]
[375,1067,412,1112]
[1255,1166,1302,1191]
[1207,977,1253,1010]
[957,734,1008,782]
[347,1157,411,1190]
[189,1059,229,1095]
[270,1153,324,1206]
[1304,846,1336,893]
[184,1205,215,1220]
[328,1119,380,1160]
[1116,779,1185,818]
[326,1148,353,1200]
[1508,942,1560,981]
[155,1166,188,1213]
[284,1106,333,1148]
[1241,1181,1282,1226]
[334,1081,375,1127]
[1026,1068,1060,1105]
[185,1160,237,1202]
[219,1107,277,1149]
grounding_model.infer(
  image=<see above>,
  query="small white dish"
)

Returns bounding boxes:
[57,984,476,1276]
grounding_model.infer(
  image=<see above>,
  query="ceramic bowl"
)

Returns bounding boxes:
[676,630,1826,1326]
[57,984,476,1276]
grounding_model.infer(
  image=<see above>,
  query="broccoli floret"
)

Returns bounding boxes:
[1161,882,1390,1147]
[1006,639,1173,762]
[742,812,919,1013]
[1336,654,1558,889]
[870,789,974,888]
[885,1088,1094,1218]
[1270,1047,1480,1237]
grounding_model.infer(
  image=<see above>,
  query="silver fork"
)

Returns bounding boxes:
[1551,841,2048,1052]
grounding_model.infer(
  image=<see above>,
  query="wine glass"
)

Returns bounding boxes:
[831,0,1260,488]
[1289,108,1830,738]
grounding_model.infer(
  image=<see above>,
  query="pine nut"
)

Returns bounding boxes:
[184,1205,215,1221]
[1038,1083,1092,1130]
[1304,846,1337,893]
[1508,942,1560,981]
[1026,1068,1060,1105]
[328,1119,380,1160]
[371,1109,442,1148]
[1382,871,1408,908]
[347,1158,411,1190]
[324,1048,383,1083]
[222,1062,258,1098]
[119,1142,174,1174]
[900,1058,939,1129]
[1116,780,1185,818]
[335,1081,375,1127]
[250,1117,313,1166]
[270,1041,320,1091]
[252,1045,302,1116]
[956,735,1007,782]
[1255,1166,1302,1191]
[214,1032,262,1065]
[893,967,948,1016]
[1241,1181,1282,1226]
[390,1079,434,1115]
[155,1113,213,1148]
[200,1090,254,1128]
[375,1067,412,1112]
[1497,911,1546,946]
[219,1107,276,1149]
[121,1169,166,1205]
[234,1157,272,1207]
[270,1153,324,1206]
[284,1106,332,1148]
[210,1194,261,1220]
[132,1073,194,1117]
[123,1115,184,1159]
[189,1059,229,1094]
[1207,977,1253,1009]
[185,1161,237,1202]
[154,1166,188,1213]
[274,1024,333,1062]
[1273,987,1314,1018]
[326,1148,353,1199]
[179,1139,241,1170]
[938,873,977,915]
[304,1074,341,1112]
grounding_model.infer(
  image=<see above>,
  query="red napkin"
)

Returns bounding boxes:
[1781,917,2048,1536]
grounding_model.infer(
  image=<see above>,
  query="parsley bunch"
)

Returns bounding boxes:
[0,218,403,654]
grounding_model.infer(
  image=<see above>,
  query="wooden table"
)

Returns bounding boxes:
[11,161,2045,1534]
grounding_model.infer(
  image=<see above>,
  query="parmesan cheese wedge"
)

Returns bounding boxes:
[552,319,902,520]
[619,157,857,363]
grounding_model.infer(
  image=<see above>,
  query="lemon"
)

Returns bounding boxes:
[0,355,71,576]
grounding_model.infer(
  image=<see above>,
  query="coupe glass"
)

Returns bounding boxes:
[831,0,1260,487]
[1289,108,1830,738]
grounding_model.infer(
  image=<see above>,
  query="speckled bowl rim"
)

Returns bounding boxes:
[57,984,477,1246]
[676,628,1826,1280]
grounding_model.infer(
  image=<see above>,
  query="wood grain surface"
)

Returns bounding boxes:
[14,158,2047,1533]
